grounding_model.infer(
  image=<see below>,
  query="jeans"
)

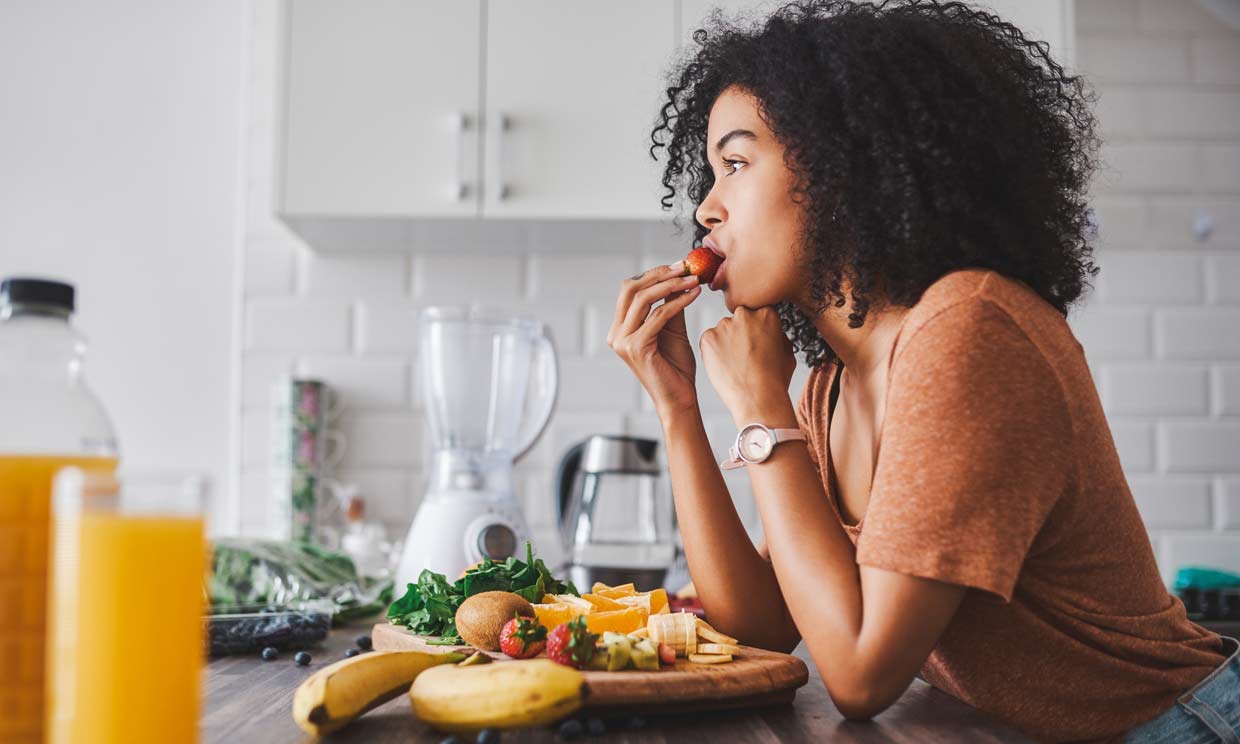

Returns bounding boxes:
[1124,635,1240,744]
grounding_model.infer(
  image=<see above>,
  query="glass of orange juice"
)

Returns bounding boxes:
[46,468,208,744]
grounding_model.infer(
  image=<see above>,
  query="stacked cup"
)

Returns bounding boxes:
[270,378,346,543]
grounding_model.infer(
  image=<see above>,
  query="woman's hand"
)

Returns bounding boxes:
[608,263,704,418]
[700,306,798,425]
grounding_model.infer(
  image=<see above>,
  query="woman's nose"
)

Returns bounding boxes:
[695,189,725,229]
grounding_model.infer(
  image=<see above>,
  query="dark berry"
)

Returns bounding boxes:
[585,718,605,736]
[260,646,278,661]
[355,634,373,651]
[344,648,360,658]
[628,715,647,730]
[557,718,583,740]
[439,737,462,744]
[294,651,311,666]
[476,729,500,744]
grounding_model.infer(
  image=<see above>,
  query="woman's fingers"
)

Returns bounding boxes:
[629,285,701,346]
[611,263,685,333]
[619,273,700,337]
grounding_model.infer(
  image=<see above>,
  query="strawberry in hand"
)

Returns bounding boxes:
[498,613,548,659]
[678,246,724,287]
[545,615,599,669]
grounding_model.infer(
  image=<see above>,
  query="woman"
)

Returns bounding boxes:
[607,1,1238,742]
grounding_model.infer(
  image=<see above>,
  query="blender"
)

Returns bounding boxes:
[395,306,558,588]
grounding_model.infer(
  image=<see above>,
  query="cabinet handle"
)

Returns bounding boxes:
[493,112,511,201]
[450,111,471,201]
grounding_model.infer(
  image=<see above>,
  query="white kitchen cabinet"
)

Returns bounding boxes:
[280,0,482,217]
[482,1,676,219]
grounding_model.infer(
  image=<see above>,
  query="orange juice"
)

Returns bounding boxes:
[0,454,117,743]
[46,511,205,744]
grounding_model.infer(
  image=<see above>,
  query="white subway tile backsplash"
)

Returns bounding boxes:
[1128,477,1213,529]
[1219,479,1240,529]
[1147,197,1240,250]
[297,356,409,410]
[357,300,421,354]
[241,409,269,468]
[557,356,641,412]
[1207,255,1240,304]
[1160,422,1240,472]
[1218,367,1240,415]
[1192,38,1240,85]
[245,238,298,296]
[1076,0,1137,32]
[1111,421,1157,472]
[1099,142,1198,194]
[1097,253,1202,303]
[1102,364,1209,415]
[528,252,638,304]
[1156,309,1240,359]
[1069,307,1151,360]
[1078,35,1191,84]
[241,353,294,410]
[333,467,415,532]
[1139,0,1239,37]
[1162,534,1240,586]
[412,253,524,304]
[247,298,351,352]
[1089,195,1148,249]
[339,413,422,468]
[1199,145,1240,193]
[1141,88,1240,139]
[303,251,407,297]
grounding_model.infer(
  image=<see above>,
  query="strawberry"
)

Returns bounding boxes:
[680,246,723,286]
[545,615,598,669]
[658,642,676,666]
[498,612,547,659]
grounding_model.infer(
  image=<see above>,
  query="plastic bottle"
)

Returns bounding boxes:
[0,276,119,741]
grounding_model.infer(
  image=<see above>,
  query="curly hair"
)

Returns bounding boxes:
[649,0,1102,369]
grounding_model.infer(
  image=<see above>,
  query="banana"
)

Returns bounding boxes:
[292,649,466,736]
[409,659,587,733]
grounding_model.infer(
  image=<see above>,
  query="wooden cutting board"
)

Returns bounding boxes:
[373,623,809,714]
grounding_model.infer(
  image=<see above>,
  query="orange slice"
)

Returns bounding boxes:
[582,592,627,612]
[596,583,637,599]
[583,607,644,635]
[648,587,669,614]
[531,602,576,631]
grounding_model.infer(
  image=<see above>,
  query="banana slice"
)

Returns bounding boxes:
[688,653,733,664]
[696,618,738,645]
[696,643,740,656]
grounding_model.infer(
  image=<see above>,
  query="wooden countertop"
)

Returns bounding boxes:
[203,623,1031,743]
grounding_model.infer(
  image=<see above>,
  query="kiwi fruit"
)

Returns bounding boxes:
[454,591,535,651]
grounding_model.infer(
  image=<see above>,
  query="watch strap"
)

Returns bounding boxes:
[718,426,807,469]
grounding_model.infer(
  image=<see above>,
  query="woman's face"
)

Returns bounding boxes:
[695,85,807,313]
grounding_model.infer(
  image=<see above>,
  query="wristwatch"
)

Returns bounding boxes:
[719,423,807,470]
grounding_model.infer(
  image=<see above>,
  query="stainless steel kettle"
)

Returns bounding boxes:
[554,435,677,591]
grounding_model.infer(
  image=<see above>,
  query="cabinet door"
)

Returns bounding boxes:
[483,0,676,219]
[280,0,482,217]
[680,1,1072,65]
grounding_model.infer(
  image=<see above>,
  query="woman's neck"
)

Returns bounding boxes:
[801,296,909,393]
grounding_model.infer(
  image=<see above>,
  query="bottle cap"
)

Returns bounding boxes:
[0,277,75,314]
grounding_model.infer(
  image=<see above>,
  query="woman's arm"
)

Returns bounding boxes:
[701,307,967,720]
[661,406,801,653]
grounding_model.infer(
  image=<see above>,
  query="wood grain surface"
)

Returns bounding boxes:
[372,622,809,713]
[203,624,1034,743]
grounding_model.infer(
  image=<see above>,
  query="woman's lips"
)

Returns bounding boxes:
[709,260,727,291]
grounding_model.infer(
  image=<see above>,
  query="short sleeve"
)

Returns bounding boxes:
[856,300,1074,602]
[795,365,824,473]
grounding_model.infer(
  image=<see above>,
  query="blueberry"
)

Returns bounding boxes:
[355,634,373,651]
[557,718,583,740]
[476,729,500,744]
[260,646,279,661]
[627,715,647,730]
[294,651,311,666]
[439,737,462,744]
[585,718,605,736]
[344,648,360,658]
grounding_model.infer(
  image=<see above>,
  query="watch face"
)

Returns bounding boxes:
[738,425,774,462]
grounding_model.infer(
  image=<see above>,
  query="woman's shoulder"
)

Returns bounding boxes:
[897,268,1073,363]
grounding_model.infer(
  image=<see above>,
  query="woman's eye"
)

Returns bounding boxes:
[722,158,747,175]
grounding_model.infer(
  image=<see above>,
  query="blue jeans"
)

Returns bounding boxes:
[1125,636,1240,744]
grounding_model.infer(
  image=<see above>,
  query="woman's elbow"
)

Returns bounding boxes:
[830,687,897,722]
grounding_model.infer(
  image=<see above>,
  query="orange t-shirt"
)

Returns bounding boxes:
[794,268,1225,743]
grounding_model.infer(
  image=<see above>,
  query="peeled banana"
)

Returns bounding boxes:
[292,649,466,736]
[409,659,588,733]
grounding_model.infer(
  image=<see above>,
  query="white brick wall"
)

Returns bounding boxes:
[1073,0,1240,582]
[234,0,1240,584]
